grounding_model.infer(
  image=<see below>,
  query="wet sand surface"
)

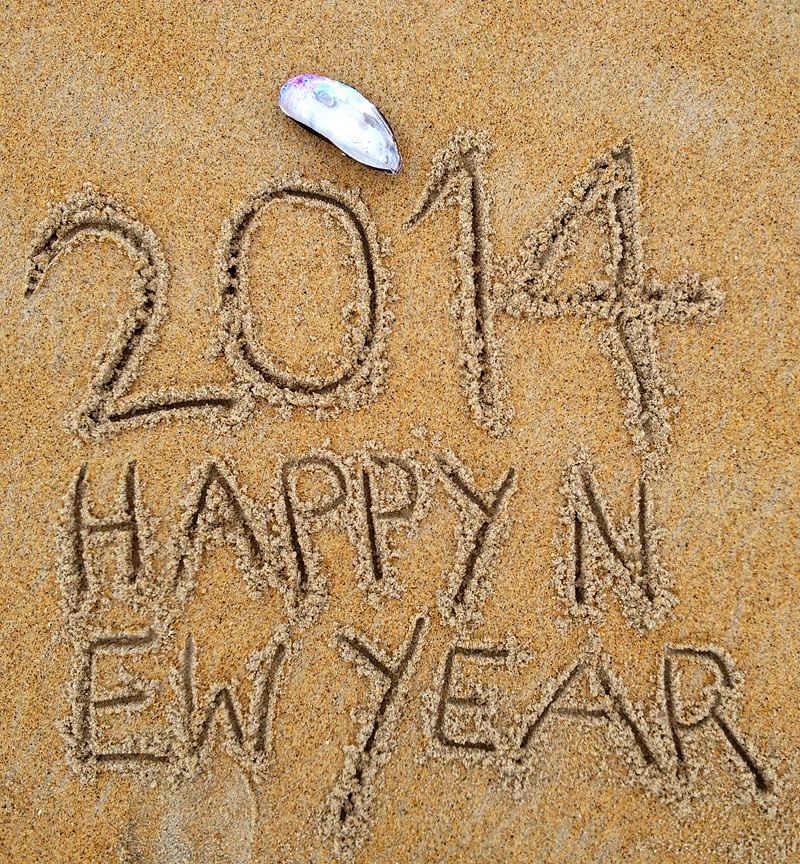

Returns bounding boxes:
[1,2,798,861]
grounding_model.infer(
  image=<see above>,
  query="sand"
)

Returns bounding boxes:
[1,1,798,861]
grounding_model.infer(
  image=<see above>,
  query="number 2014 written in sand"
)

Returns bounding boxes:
[28,133,775,858]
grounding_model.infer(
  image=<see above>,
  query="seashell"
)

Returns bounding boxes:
[280,74,402,175]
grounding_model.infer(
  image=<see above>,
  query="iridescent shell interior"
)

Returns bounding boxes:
[280,74,401,174]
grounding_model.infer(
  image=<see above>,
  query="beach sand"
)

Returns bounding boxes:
[1,1,798,861]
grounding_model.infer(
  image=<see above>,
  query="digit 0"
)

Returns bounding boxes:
[217,179,389,407]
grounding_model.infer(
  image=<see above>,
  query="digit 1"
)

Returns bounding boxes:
[404,132,508,435]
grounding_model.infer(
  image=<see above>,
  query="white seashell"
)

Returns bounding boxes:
[280,74,402,175]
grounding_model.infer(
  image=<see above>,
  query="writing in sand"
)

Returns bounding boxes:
[26,133,775,858]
